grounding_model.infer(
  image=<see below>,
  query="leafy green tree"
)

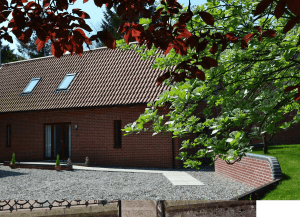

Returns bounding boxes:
[119,0,300,169]
[0,41,26,64]
[15,30,52,59]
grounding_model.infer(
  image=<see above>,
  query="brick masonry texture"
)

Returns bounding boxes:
[214,153,282,187]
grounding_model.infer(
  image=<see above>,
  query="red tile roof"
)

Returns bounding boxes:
[0,42,175,113]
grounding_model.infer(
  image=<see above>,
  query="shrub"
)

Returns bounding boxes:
[11,152,16,164]
[55,154,60,166]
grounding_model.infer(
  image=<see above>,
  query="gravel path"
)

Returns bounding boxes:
[0,165,256,201]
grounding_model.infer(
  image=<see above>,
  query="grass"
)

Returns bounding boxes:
[204,144,300,200]
[246,143,300,200]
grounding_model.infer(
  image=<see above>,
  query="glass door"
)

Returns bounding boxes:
[45,125,51,158]
[45,123,71,160]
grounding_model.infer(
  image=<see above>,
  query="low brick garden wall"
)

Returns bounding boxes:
[214,153,282,187]
[2,161,73,171]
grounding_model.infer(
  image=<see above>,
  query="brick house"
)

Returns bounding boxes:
[0,42,298,169]
[0,42,219,169]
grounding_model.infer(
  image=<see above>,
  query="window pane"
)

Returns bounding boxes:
[23,78,40,93]
[58,74,76,90]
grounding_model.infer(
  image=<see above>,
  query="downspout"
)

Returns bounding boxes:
[172,132,175,169]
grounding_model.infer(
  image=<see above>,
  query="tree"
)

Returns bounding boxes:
[83,20,103,50]
[0,0,299,168]
[85,0,162,50]
[15,30,52,59]
[0,41,26,64]
[208,11,300,156]
[120,0,300,169]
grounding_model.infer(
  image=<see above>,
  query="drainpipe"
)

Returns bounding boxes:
[172,132,175,169]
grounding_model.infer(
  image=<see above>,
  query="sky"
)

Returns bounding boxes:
[0,0,207,59]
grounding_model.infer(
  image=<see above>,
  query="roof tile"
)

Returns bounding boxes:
[0,42,177,113]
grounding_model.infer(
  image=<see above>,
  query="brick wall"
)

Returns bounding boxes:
[0,103,181,169]
[214,153,282,187]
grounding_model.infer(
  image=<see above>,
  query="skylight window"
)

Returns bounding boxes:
[22,77,41,94]
[57,73,76,90]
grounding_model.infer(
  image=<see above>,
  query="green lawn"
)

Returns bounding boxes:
[245,144,300,200]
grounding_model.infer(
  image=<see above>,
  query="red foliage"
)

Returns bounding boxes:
[43,0,51,8]
[198,11,214,26]
[72,8,90,19]
[286,0,300,16]
[283,16,300,33]
[284,85,300,101]
[274,0,286,19]
[254,0,274,16]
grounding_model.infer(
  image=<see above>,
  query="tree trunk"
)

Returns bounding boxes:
[263,134,268,154]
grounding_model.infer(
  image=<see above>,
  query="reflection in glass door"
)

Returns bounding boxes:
[45,125,51,158]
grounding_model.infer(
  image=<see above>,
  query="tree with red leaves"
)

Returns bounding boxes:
[0,0,298,96]
[86,0,162,49]
[1,0,300,166]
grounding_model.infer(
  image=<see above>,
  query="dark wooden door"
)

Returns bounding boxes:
[45,123,70,160]
[55,124,64,159]
[54,123,70,160]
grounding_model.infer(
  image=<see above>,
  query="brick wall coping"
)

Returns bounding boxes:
[2,161,73,171]
[244,153,282,180]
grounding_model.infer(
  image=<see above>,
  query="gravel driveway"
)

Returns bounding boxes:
[0,165,256,201]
